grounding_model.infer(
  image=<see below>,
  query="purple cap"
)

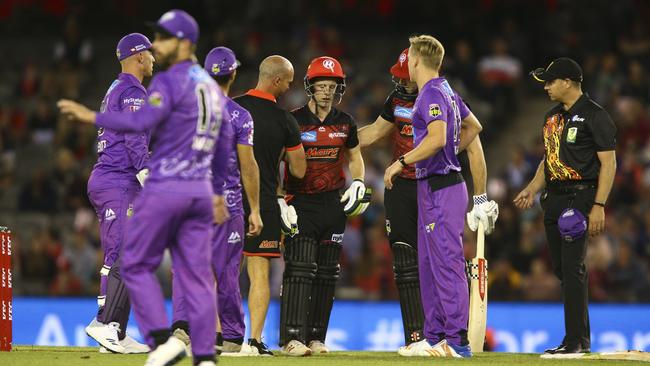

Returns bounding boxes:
[558,208,587,242]
[147,9,199,44]
[205,47,240,76]
[116,33,152,61]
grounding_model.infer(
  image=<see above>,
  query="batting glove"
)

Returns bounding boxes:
[278,197,299,237]
[466,193,499,234]
[136,168,149,187]
[341,179,372,217]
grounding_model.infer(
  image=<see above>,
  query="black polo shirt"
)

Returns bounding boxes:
[542,93,616,185]
[234,89,302,210]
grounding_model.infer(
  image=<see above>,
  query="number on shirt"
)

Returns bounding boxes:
[192,83,222,152]
[450,99,462,154]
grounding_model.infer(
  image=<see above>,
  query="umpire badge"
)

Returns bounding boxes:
[429,103,441,118]
[567,127,578,143]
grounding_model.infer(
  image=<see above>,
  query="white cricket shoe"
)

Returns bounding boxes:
[281,340,312,356]
[196,362,216,366]
[85,320,125,353]
[308,340,329,354]
[144,336,187,366]
[397,339,460,357]
[172,328,192,356]
[98,335,149,354]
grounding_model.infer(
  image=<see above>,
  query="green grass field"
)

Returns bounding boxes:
[0,346,646,366]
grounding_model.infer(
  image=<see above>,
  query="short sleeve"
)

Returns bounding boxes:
[235,109,254,146]
[379,93,396,123]
[284,112,302,150]
[417,88,447,126]
[591,110,617,151]
[346,118,359,148]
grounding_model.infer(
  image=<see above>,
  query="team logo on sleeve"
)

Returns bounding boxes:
[429,104,442,118]
[148,92,163,107]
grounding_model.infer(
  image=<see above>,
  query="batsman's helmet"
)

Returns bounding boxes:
[304,56,346,99]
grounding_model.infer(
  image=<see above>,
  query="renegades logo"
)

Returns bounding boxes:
[305,146,340,161]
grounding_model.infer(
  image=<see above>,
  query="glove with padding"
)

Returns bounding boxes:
[136,168,149,187]
[466,193,499,234]
[340,179,372,217]
[277,197,299,237]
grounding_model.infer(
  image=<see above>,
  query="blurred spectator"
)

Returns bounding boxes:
[64,229,97,292]
[607,240,649,302]
[521,259,560,301]
[488,258,522,301]
[18,168,58,213]
[29,97,57,145]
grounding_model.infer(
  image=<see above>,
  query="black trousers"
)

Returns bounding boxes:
[541,185,596,348]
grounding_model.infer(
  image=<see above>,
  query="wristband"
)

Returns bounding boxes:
[473,193,488,205]
[594,201,605,207]
[398,155,407,168]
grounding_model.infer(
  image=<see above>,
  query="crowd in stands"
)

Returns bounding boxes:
[1,0,649,302]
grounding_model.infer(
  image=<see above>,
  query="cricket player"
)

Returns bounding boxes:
[58,9,228,366]
[279,56,369,356]
[171,46,263,356]
[360,47,497,348]
[84,32,153,354]
[384,35,496,358]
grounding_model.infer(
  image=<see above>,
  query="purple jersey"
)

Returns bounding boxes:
[95,60,228,196]
[412,77,470,179]
[88,73,149,190]
[219,98,254,217]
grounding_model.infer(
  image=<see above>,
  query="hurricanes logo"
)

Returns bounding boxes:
[322,59,336,72]
[211,63,221,75]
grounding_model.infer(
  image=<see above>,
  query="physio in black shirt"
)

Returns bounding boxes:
[515,58,617,356]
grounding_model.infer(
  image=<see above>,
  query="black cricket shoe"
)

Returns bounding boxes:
[246,338,273,356]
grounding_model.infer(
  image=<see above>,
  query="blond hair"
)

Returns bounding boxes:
[409,35,445,70]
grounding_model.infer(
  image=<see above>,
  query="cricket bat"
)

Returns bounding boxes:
[468,221,487,353]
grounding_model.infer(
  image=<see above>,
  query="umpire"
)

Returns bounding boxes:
[515,57,616,355]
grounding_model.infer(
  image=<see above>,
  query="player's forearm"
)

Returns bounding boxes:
[466,137,487,195]
[595,151,616,204]
[348,148,365,181]
[358,118,394,148]
[241,159,261,213]
[402,134,445,165]
[96,105,164,132]
[527,161,546,193]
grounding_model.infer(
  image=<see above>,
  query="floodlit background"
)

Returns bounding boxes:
[1,0,649,351]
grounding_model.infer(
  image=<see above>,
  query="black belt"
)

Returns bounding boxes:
[425,171,464,192]
[547,183,596,194]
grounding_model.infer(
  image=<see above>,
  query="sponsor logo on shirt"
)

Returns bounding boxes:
[328,132,347,139]
[572,115,585,122]
[97,140,107,153]
[567,127,578,143]
[305,146,340,160]
[130,44,149,52]
[104,208,117,221]
[228,231,242,244]
[429,104,442,118]
[394,106,414,119]
[259,240,279,249]
[318,126,326,132]
[425,222,436,233]
[301,131,317,142]
[331,233,344,243]
[399,123,413,136]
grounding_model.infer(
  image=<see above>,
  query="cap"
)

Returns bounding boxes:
[557,208,587,242]
[390,48,410,79]
[147,9,199,44]
[116,33,152,61]
[205,47,240,76]
[531,57,583,83]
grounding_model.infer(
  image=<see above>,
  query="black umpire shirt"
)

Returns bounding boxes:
[542,93,616,186]
[234,89,302,211]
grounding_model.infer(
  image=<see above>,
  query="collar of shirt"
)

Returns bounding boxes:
[246,89,277,103]
[553,93,590,115]
[422,76,445,90]
[118,72,141,86]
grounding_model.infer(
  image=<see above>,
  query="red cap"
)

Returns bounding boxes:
[390,48,410,80]
[306,56,345,80]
